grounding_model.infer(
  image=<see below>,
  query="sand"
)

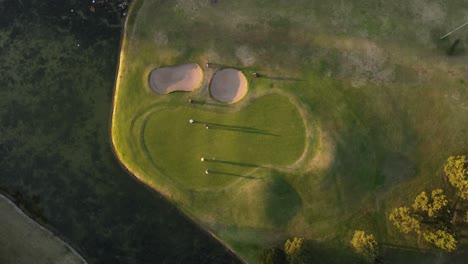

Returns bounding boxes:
[210,68,248,103]
[149,63,203,94]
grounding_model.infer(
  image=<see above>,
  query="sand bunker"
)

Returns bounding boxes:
[210,68,248,103]
[149,63,203,94]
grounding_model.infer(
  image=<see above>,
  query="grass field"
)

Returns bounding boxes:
[0,195,85,264]
[112,0,468,262]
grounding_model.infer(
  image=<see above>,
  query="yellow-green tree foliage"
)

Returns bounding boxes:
[429,189,448,217]
[444,155,468,199]
[284,237,304,256]
[412,189,448,218]
[389,207,421,234]
[412,191,429,212]
[423,230,457,252]
[351,230,378,260]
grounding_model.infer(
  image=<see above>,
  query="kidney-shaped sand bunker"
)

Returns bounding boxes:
[149,63,203,94]
[210,68,248,103]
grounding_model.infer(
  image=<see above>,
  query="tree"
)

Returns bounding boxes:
[259,247,287,264]
[412,189,448,218]
[389,207,421,234]
[412,191,429,212]
[422,230,457,252]
[428,189,448,217]
[284,237,311,264]
[444,155,468,199]
[351,230,378,261]
[284,237,304,256]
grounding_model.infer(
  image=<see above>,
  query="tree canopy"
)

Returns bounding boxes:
[389,207,421,234]
[423,230,457,252]
[389,187,457,252]
[284,237,311,264]
[412,189,448,218]
[350,230,378,261]
[284,237,304,256]
[444,155,468,199]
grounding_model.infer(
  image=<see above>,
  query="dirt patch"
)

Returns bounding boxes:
[210,68,248,103]
[411,0,446,25]
[236,46,256,66]
[153,31,168,46]
[340,41,394,87]
[149,63,203,94]
[306,129,335,172]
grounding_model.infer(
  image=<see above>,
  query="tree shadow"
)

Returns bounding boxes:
[430,28,465,56]
[295,240,365,264]
[380,243,424,252]
[380,244,440,264]
[264,173,302,226]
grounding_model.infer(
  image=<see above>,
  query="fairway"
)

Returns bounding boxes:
[112,0,468,262]
[0,195,85,264]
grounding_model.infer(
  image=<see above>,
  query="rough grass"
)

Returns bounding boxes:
[112,0,468,262]
[0,195,84,264]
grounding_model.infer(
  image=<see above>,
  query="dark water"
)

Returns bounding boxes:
[0,0,240,263]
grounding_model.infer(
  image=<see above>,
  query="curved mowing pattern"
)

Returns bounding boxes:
[142,94,307,190]
[210,68,248,103]
[148,63,203,94]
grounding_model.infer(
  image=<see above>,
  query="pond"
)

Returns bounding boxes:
[0,0,240,263]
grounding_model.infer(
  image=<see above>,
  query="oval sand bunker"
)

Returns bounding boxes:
[149,63,203,94]
[210,68,248,103]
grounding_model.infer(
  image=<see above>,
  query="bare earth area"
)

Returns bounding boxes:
[210,68,248,103]
[149,63,203,94]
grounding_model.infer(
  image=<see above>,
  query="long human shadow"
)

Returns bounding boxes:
[209,170,261,179]
[194,121,280,136]
[210,126,279,136]
[204,159,264,168]
[206,63,259,71]
[259,75,305,81]
[189,100,230,107]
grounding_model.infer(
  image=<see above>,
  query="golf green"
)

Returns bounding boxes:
[142,93,307,190]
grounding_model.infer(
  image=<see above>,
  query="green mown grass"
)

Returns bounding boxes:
[143,94,306,190]
[112,0,468,262]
